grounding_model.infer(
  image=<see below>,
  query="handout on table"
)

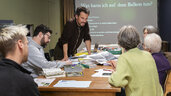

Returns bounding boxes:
[54,80,92,88]
[34,78,55,87]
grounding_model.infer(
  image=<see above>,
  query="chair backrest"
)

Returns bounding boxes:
[162,41,169,52]
[167,92,171,96]
[166,92,171,96]
[49,49,55,57]
[164,52,171,66]
[44,53,51,61]
[164,70,171,95]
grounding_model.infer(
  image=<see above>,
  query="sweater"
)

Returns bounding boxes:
[109,48,163,96]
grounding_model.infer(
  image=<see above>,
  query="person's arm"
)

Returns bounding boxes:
[85,40,91,55]
[28,45,66,68]
[108,60,117,71]
[62,43,69,61]
[84,23,91,55]
[109,55,129,87]
[59,21,73,60]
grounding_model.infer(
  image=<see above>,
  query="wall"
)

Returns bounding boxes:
[0,0,62,52]
[46,0,63,52]
[158,0,171,51]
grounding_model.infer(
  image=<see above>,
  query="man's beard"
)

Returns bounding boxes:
[80,22,86,26]
[76,19,86,27]
[40,36,47,48]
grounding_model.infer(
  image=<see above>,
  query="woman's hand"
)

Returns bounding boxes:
[107,60,117,71]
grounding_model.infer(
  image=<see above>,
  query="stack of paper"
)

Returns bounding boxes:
[88,51,117,61]
[64,65,83,77]
[42,68,65,78]
[86,51,117,65]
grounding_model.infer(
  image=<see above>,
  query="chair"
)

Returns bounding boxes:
[164,70,171,96]
[44,53,51,61]
[167,92,171,96]
[164,52,171,66]
[0,53,3,60]
[49,49,55,60]
[162,41,169,52]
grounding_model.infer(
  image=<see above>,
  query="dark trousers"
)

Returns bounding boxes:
[54,44,64,60]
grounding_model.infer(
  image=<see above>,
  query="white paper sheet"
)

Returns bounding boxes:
[54,80,92,88]
[34,78,55,87]
[92,69,113,77]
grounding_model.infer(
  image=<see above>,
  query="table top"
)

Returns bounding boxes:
[38,65,121,93]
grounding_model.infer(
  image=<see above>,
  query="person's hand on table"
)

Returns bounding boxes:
[107,60,117,71]
[56,59,72,65]
[64,60,72,65]
[62,56,69,61]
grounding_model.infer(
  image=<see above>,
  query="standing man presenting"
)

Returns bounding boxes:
[54,6,91,60]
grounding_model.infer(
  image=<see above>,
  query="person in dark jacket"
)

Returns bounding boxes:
[0,25,40,96]
[54,6,91,61]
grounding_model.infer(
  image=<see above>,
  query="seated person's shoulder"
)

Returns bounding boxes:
[0,66,38,95]
[140,49,151,55]
[0,64,34,83]
[27,36,32,42]
[12,69,36,86]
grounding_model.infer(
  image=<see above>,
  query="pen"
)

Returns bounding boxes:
[103,69,113,71]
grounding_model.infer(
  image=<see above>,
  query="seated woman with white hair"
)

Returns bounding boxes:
[144,33,171,90]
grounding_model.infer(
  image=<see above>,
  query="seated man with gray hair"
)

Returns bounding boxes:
[144,33,171,90]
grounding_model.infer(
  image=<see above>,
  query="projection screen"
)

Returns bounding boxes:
[75,0,157,47]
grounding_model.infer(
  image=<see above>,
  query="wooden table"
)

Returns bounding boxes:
[39,65,121,96]
[164,70,171,96]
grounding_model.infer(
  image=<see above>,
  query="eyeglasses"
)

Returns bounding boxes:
[44,33,51,39]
